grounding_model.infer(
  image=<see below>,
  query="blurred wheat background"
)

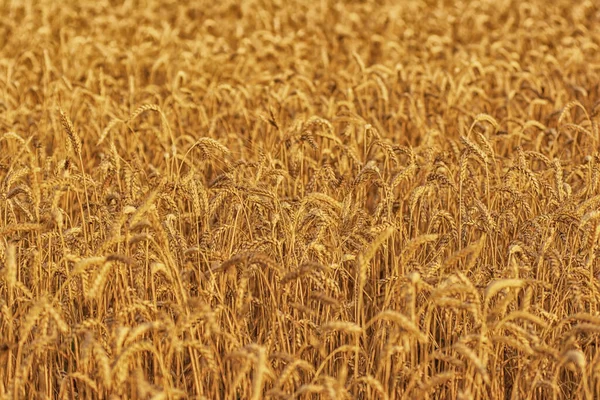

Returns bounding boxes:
[1,0,600,398]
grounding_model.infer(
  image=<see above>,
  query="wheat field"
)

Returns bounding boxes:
[1,0,600,399]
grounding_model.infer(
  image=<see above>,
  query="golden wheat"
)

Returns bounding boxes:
[2,0,600,399]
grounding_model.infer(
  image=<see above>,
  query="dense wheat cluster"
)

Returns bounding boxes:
[2,0,600,398]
